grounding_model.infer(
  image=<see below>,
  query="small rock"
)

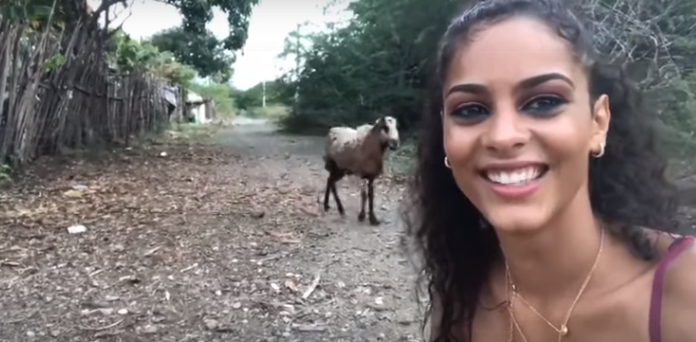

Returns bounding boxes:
[50,330,60,337]
[117,308,128,315]
[293,323,327,332]
[142,324,158,334]
[63,190,84,198]
[26,331,35,337]
[232,302,242,309]
[159,152,167,157]
[105,295,120,302]
[67,225,87,234]
[282,304,295,314]
[98,308,114,315]
[284,280,299,292]
[204,318,219,330]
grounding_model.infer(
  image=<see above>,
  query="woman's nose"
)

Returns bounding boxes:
[481,107,530,153]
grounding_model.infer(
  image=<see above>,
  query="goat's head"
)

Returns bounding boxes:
[374,116,400,151]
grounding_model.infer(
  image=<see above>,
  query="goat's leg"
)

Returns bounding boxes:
[367,178,380,225]
[323,176,333,212]
[329,172,345,216]
[330,180,345,216]
[358,180,367,222]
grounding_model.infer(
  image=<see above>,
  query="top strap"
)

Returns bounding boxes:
[648,235,695,342]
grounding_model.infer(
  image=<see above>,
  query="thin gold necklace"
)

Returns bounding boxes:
[506,228,605,341]
[505,265,514,342]
[509,306,529,342]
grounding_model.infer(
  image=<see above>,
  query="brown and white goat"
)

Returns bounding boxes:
[322,116,400,225]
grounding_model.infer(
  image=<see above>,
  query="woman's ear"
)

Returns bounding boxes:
[590,94,611,153]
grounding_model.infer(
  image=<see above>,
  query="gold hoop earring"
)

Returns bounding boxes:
[592,142,605,158]
[444,156,451,168]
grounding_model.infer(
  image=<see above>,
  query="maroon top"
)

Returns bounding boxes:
[648,235,695,342]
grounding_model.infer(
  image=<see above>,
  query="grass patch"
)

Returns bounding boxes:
[164,123,221,144]
[242,105,290,121]
[0,163,12,185]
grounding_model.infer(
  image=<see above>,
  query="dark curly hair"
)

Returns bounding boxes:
[403,0,680,341]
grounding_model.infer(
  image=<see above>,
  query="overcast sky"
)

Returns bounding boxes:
[87,0,351,89]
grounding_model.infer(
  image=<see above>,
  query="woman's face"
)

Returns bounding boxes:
[442,17,610,233]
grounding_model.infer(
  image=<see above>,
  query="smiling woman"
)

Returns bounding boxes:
[405,0,696,342]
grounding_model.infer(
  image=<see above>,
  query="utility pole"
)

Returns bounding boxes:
[293,23,301,113]
[262,80,266,108]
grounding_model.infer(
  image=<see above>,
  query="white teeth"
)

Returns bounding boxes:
[486,167,542,185]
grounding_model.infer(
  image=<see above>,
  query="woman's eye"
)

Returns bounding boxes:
[450,104,489,120]
[522,96,565,115]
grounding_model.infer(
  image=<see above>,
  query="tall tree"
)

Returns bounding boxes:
[149,27,234,82]
[160,0,260,52]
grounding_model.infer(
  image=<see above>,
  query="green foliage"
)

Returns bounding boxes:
[275,0,696,153]
[108,30,159,71]
[144,0,260,82]
[0,164,11,182]
[189,82,236,116]
[158,0,259,51]
[0,0,68,34]
[230,88,260,110]
[44,53,65,73]
[230,80,286,111]
[276,0,463,132]
[148,27,234,82]
[107,29,196,87]
[0,2,54,21]
[243,105,289,120]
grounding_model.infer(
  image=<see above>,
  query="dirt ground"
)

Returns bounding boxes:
[0,119,423,342]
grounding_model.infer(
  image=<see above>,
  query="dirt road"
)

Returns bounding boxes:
[0,119,423,342]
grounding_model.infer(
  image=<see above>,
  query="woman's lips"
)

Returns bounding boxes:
[478,162,548,199]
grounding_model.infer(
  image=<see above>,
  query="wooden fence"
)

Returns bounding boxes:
[0,9,170,167]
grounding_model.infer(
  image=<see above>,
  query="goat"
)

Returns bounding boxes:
[322,116,400,225]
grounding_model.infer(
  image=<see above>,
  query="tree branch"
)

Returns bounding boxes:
[93,0,126,17]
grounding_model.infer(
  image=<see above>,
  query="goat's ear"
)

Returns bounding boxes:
[375,117,385,126]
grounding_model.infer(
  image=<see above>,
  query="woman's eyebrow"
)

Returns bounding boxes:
[516,72,575,91]
[446,72,575,96]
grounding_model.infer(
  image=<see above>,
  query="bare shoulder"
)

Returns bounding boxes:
[661,236,696,342]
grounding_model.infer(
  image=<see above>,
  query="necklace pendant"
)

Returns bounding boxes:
[560,324,569,336]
